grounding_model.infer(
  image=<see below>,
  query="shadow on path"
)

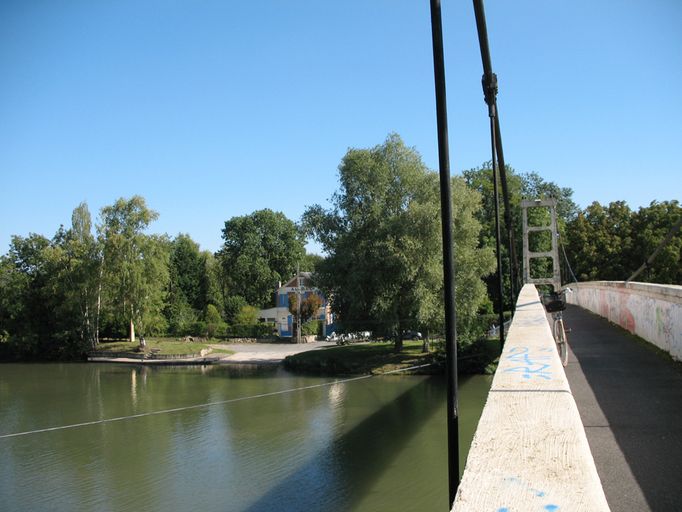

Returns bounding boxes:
[564,305,682,511]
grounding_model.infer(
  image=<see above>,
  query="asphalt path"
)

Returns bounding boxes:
[562,304,682,512]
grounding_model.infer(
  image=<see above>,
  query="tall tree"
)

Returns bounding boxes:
[218,209,305,308]
[56,203,101,348]
[629,200,681,284]
[169,234,205,311]
[97,196,169,341]
[564,201,634,281]
[304,134,494,351]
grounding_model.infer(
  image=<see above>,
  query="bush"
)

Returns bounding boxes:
[234,305,260,325]
[191,321,208,337]
[205,304,227,338]
[224,323,273,338]
[301,320,321,336]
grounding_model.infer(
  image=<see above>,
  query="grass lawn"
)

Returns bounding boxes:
[283,341,441,375]
[285,337,502,376]
[94,338,234,357]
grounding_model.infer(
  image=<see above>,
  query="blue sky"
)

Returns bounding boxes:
[1,0,680,255]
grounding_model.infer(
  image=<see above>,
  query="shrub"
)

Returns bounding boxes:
[191,321,207,337]
[302,320,321,336]
[224,323,273,338]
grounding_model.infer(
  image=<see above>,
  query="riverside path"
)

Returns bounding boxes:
[562,304,682,511]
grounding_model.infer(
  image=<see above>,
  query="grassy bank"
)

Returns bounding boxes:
[283,341,441,375]
[284,338,502,376]
[94,338,234,357]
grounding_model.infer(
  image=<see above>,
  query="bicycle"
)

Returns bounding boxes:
[541,288,571,366]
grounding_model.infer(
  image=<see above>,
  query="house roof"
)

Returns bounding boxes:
[282,272,313,289]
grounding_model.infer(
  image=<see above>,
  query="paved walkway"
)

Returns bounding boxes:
[562,304,682,512]
[211,341,336,364]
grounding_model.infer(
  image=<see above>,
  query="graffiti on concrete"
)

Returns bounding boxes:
[503,346,554,380]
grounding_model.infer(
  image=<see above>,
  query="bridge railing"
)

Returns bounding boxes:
[453,284,609,511]
[566,281,682,361]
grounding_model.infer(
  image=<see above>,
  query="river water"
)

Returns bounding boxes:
[0,363,491,512]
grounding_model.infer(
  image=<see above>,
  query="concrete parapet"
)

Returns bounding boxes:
[453,284,609,511]
[566,281,682,361]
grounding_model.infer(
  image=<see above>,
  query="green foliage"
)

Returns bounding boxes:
[565,200,681,284]
[224,323,273,338]
[205,304,227,338]
[169,234,205,311]
[166,297,198,336]
[462,164,578,308]
[223,295,247,325]
[218,209,305,308]
[301,319,321,336]
[97,196,169,339]
[300,252,323,272]
[304,134,494,351]
[234,304,259,325]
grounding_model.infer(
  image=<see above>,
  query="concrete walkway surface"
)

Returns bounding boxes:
[89,341,337,365]
[563,304,682,512]
[211,341,336,364]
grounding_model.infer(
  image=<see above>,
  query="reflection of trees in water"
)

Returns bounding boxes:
[243,376,444,512]
[3,365,476,511]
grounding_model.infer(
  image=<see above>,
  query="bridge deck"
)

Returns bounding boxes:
[564,304,682,511]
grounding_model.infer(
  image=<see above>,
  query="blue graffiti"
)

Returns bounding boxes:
[503,346,553,380]
[501,475,560,511]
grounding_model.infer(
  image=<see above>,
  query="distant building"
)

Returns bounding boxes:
[258,272,335,338]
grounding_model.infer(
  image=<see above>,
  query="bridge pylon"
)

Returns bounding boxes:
[521,198,561,291]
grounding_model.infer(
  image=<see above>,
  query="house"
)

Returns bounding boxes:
[258,272,335,338]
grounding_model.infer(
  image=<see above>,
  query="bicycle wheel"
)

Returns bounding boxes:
[554,318,568,367]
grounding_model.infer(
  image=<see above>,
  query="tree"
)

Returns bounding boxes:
[205,303,226,338]
[218,209,305,308]
[169,234,205,311]
[288,292,323,342]
[0,234,54,357]
[234,305,259,325]
[564,201,634,281]
[629,201,681,284]
[462,164,578,306]
[304,134,494,351]
[565,199,681,284]
[54,203,101,348]
[97,196,169,341]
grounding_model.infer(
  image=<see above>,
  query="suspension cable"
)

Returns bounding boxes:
[626,216,682,283]
[559,238,579,284]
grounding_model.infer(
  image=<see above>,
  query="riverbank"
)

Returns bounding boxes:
[87,337,500,375]
[88,340,337,365]
[284,338,502,375]
[283,341,442,375]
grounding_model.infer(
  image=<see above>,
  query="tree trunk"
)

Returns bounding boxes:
[129,318,135,343]
[394,325,403,352]
[95,255,104,346]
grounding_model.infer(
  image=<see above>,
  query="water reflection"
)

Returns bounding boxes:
[0,364,491,512]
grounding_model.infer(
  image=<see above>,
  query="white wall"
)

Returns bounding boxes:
[566,281,682,361]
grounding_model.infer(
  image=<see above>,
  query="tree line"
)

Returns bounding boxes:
[3,133,675,361]
[564,200,681,284]
[0,197,318,360]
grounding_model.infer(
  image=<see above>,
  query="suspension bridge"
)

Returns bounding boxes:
[453,282,682,511]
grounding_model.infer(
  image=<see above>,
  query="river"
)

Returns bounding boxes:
[0,363,491,511]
